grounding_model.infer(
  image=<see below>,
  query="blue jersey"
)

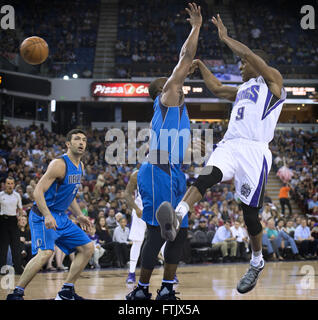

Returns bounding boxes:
[149,95,191,165]
[139,95,190,228]
[40,154,84,212]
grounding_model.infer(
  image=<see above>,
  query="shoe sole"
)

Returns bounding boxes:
[156,201,177,241]
[236,266,264,294]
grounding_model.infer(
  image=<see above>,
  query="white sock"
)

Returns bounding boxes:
[176,201,189,220]
[250,250,263,267]
[129,241,143,273]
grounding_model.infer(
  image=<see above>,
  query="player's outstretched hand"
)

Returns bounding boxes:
[185,2,202,28]
[212,14,228,41]
[77,215,92,231]
[188,59,200,75]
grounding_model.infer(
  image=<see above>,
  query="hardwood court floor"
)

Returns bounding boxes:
[0,261,317,300]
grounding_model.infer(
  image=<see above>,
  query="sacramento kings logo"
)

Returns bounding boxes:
[241,183,251,198]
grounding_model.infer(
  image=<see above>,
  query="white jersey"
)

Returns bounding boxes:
[223,76,286,144]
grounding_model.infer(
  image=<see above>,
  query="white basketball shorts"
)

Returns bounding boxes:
[206,138,272,207]
[128,210,147,241]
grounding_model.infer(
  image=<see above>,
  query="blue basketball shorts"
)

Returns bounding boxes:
[137,162,188,228]
[29,209,91,255]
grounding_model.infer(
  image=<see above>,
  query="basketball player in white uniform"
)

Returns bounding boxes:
[124,170,147,284]
[156,14,286,294]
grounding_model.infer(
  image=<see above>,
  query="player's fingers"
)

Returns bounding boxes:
[188,2,194,11]
[185,7,191,15]
[198,5,201,14]
[192,2,197,11]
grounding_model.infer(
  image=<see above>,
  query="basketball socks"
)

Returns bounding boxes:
[176,201,189,220]
[14,286,25,295]
[62,283,74,291]
[160,280,174,292]
[250,250,263,268]
[137,281,149,292]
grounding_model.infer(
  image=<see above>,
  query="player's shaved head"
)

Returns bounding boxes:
[148,77,168,101]
[253,49,270,64]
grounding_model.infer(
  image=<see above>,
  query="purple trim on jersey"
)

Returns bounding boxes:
[261,89,273,120]
[261,88,285,120]
[262,98,284,120]
[250,157,268,207]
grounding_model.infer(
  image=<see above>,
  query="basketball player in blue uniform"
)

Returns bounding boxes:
[126,3,202,300]
[156,14,286,294]
[7,129,94,300]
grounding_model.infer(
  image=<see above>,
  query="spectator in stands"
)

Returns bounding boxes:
[279,183,292,216]
[308,194,318,214]
[87,225,105,269]
[223,187,234,201]
[276,218,304,260]
[208,215,219,232]
[260,221,276,261]
[106,208,117,230]
[294,217,318,259]
[230,220,249,261]
[17,215,32,266]
[112,217,131,268]
[265,218,285,261]
[261,204,272,222]
[211,220,237,262]
[286,219,296,236]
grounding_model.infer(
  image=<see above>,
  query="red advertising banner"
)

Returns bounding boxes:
[92,82,149,97]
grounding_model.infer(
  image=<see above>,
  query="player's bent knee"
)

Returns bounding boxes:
[241,203,262,236]
[37,249,54,263]
[193,166,223,197]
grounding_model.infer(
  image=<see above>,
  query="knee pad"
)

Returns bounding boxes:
[193,166,223,197]
[241,202,262,236]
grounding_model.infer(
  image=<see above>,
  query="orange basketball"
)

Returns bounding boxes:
[20,36,49,65]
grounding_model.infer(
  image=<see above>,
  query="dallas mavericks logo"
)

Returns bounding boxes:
[241,183,252,198]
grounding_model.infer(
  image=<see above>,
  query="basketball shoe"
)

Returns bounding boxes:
[237,259,265,294]
[156,201,182,241]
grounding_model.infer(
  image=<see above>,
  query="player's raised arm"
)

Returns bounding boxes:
[161,2,202,106]
[212,14,283,98]
[33,159,65,229]
[190,59,238,101]
[124,170,142,218]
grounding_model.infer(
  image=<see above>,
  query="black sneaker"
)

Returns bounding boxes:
[237,260,265,294]
[55,286,85,300]
[6,289,24,300]
[155,287,180,300]
[126,287,152,300]
[156,201,182,241]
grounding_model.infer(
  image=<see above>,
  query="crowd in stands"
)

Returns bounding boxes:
[0,122,317,272]
[115,0,317,79]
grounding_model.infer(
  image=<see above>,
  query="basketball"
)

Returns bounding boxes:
[19,36,49,65]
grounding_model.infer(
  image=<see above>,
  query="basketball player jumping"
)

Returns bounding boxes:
[126,3,202,300]
[156,14,286,294]
[7,129,94,300]
[124,170,178,285]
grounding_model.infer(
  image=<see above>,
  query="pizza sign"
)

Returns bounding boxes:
[92,82,149,97]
